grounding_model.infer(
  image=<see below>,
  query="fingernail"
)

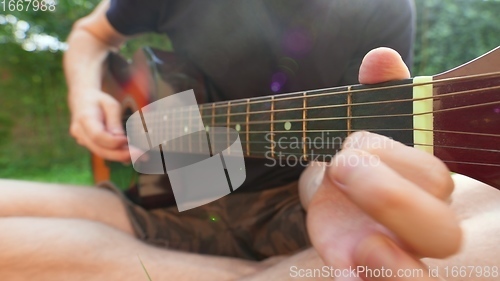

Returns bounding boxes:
[343,131,367,149]
[329,149,366,187]
[311,165,326,188]
[110,128,124,135]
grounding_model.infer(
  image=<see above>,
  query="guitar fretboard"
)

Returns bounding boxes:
[126,78,416,161]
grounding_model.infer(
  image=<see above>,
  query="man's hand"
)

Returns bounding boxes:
[303,48,462,280]
[69,88,130,162]
[64,0,130,162]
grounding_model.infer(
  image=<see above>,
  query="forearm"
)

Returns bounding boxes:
[63,28,111,95]
[63,0,125,98]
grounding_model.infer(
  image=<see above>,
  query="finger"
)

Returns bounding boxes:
[307,174,377,271]
[79,113,127,150]
[359,47,411,84]
[354,234,442,281]
[100,96,125,135]
[343,131,454,200]
[298,161,326,210]
[78,129,131,162]
[327,149,462,258]
[69,122,85,145]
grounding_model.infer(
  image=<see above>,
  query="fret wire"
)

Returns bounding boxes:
[204,71,500,109]
[347,86,352,136]
[139,109,153,149]
[209,103,214,154]
[270,96,275,157]
[246,98,250,156]
[179,108,184,152]
[188,105,192,153]
[199,104,203,153]
[173,108,176,152]
[227,101,231,154]
[302,92,307,160]
[211,103,215,132]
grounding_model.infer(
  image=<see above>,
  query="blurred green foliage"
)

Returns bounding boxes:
[414,0,500,75]
[0,0,499,185]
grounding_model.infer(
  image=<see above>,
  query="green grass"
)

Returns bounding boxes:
[138,256,153,281]
[0,156,93,185]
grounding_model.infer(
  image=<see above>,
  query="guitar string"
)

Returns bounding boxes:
[120,70,499,111]
[153,144,500,169]
[127,84,500,121]
[206,85,496,118]
[127,127,500,162]
[139,128,500,140]
[123,99,500,137]
[156,146,500,167]
[207,128,500,138]
[119,73,500,158]
[121,85,500,131]
[113,73,500,168]
[159,140,500,154]
[237,150,500,168]
[212,99,500,126]
[205,71,500,108]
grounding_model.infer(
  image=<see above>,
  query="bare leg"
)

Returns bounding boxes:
[0,217,259,281]
[0,179,133,234]
[0,180,265,280]
[423,174,500,281]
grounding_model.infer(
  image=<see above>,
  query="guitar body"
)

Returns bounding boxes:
[433,48,500,189]
[93,47,206,207]
[93,49,145,192]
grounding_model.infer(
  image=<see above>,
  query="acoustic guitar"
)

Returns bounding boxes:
[93,46,500,209]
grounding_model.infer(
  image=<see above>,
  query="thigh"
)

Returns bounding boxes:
[0,179,133,234]
[0,217,259,281]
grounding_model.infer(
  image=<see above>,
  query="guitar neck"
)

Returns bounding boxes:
[105,47,500,192]
[174,78,423,160]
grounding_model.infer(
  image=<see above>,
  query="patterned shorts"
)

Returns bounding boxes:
[99,181,310,261]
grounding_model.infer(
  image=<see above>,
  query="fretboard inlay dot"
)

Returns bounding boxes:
[284,121,292,131]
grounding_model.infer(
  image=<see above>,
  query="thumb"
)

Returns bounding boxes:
[354,234,441,281]
[358,47,411,85]
[100,96,124,135]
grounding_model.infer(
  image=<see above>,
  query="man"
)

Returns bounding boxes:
[64,0,416,260]
[2,49,499,280]
[0,1,498,281]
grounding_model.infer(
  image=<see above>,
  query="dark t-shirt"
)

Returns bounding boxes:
[106,0,415,192]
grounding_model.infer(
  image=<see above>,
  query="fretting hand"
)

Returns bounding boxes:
[303,48,461,281]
